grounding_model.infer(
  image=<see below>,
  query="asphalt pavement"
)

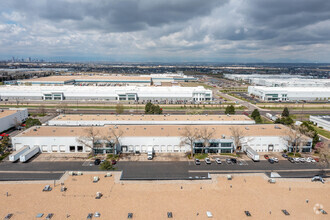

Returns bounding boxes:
[0,159,326,181]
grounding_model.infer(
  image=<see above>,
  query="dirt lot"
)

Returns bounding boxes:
[0,173,329,219]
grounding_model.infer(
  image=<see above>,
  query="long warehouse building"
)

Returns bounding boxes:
[48,114,255,126]
[12,124,312,154]
[248,86,330,101]
[0,86,212,102]
[0,108,28,133]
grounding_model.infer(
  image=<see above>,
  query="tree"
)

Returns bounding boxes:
[103,126,124,153]
[145,102,153,114]
[282,107,290,117]
[254,115,263,124]
[145,102,163,114]
[199,127,215,153]
[230,127,245,152]
[300,122,319,147]
[0,136,11,154]
[180,126,200,158]
[76,127,100,155]
[225,105,235,115]
[100,160,114,171]
[251,109,260,120]
[282,125,312,156]
[315,141,330,176]
[115,104,124,114]
[275,116,294,125]
[25,118,41,128]
[57,102,68,114]
[38,105,46,116]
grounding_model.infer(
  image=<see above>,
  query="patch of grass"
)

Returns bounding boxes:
[287,152,302,158]
[194,153,208,159]
[220,153,239,157]
[312,125,330,139]
[0,152,10,162]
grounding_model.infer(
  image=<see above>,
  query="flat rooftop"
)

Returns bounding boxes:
[53,114,253,122]
[19,75,152,82]
[18,124,292,138]
[249,86,330,92]
[0,110,17,119]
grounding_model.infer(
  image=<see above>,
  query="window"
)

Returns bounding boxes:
[209,142,219,148]
[77,146,83,152]
[221,143,232,147]
[70,146,75,152]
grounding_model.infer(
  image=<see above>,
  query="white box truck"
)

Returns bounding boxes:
[19,146,40,162]
[9,146,30,162]
[147,147,153,160]
[245,147,260,162]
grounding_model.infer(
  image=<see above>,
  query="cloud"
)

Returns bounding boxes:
[0,0,329,62]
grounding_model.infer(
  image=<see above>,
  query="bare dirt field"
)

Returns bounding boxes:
[0,173,329,219]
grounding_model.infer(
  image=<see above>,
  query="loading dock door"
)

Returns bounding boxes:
[42,145,48,152]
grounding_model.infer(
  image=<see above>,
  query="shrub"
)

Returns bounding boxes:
[100,160,114,171]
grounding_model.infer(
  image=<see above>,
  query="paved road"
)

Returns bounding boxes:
[0,160,326,181]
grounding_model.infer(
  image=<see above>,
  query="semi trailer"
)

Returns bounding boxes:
[19,146,39,162]
[245,147,260,162]
[9,146,30,162]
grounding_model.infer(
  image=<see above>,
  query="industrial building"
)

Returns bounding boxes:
[248,86,330,101]
[48,114,255,126]
[17,76,152,86]
[16,73,196,86]
[11,124,312,154]
[309,115,330,131]
[0,108,28,133]
[225,74,330,87]
[0,86,212,102]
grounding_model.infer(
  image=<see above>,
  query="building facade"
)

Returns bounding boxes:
[0,86,212,102]
[11,124,312,154]
[0,108,28,133]
[309,115,330,131]
[248,86,330,101]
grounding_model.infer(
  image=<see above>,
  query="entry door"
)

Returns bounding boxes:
[268,144,274,152]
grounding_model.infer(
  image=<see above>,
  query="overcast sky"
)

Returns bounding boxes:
[1,0,330,62]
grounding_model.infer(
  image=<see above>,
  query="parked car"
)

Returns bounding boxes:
[299,158,306,163]
[272,157,279,163]
[282,153,288,158]
[230,158,237,163]
[94,159,101,165]
[215,158,222,164]
[268,158,275,164]
[195,159,201,165]
[226,158,232,164]
[306,157,316,163]
[311,176,325,183]
[111,160,117,165]
[288,157,295,163]
[293,158,300,163]
[264,155,269,159]
[313,157,319,162]
[205,158,211,164]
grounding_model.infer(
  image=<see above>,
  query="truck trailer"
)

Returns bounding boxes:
[9,146,30,162]
[245,147,260,162]
[19,146,39,162]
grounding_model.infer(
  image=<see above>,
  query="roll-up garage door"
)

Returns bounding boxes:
[42,145,48,152]
[59,145,66,152]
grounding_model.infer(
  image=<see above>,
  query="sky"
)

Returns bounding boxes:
[0,0,330,63]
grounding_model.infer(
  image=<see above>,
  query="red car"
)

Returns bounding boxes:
[264,155,269,159]
[0,133,9,137]
[111,160,117,165]
[313,158,319,162]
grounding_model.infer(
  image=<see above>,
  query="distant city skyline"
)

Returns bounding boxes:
[1,0,330,63]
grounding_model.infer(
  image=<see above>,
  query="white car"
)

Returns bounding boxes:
[299,158,306,163]
[306,157,316,163]
[205,158,211,164]
[293,158,300,163]
[271,157,279,163]
[215,158,222,164]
